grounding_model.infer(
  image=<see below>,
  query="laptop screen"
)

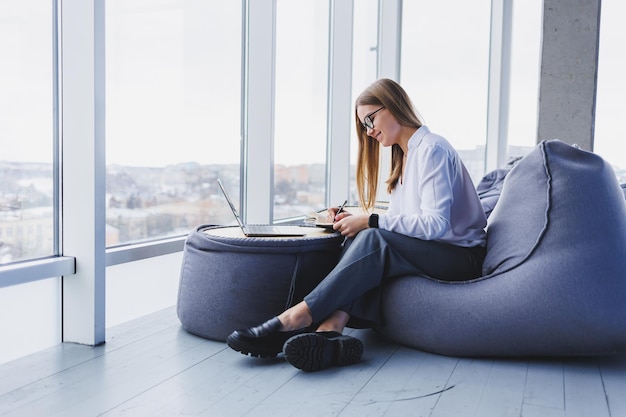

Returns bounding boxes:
[217,178,245,229]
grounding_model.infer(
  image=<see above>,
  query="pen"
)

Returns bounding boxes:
[335,200,348,219]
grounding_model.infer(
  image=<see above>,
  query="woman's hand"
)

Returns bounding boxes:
[326,200,347,222]
[326,206,342,222]
[327,206,350,222]
[332,213,370,238]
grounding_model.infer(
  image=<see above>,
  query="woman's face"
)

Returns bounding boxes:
[357,105,402,147]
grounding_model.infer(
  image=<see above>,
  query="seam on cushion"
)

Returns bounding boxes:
[285,255,300,309]
[505,140,553,270]
[529,140,553,264]
[176,239,194,320]
[469,140,553,283]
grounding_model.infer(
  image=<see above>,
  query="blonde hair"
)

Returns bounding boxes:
[354,78,423,210]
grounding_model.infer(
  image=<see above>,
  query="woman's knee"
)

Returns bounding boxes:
[344,228,388,254]
[356,227,385,242]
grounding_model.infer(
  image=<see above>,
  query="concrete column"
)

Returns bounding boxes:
[537,0,601,151]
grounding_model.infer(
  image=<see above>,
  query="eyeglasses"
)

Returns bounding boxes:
[361,106,385,130]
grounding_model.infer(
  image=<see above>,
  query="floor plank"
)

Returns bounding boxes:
[429,357,494,417]
[475,360,527,417]
[598,354,626,416]
[346,344,457,417]
[523,360,564,410]
[2,328,218,416]
[248,331,392,417]
[1,307,625,417]
[563,360,611,417]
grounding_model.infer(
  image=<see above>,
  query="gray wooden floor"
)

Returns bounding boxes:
[1,306,625,417]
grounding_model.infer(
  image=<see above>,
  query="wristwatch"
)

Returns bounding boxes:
[368,213,379,228]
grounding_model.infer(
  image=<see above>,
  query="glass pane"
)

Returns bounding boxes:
[349,0,380,204]
[105,0,242,246]
[400,1,491,183]
[274,0,329,220]
[0,2,55,264]
[507,0,542,160]
[595,1,626,182]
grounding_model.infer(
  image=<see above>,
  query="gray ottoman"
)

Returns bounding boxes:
[177,225,344,341]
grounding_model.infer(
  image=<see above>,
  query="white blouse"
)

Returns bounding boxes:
[379,126,487,247]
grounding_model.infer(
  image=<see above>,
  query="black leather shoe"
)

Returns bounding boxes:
[226,317,309,359]
[283,331,363,372]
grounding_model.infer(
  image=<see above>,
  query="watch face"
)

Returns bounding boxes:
[369,214,379,228]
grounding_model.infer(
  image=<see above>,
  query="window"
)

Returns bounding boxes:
[595,1,626,182]
[0,2,55,264]
[400,1,491,183]
[105,0,242,247]
[273,0,330,220]
[507,0,542,161]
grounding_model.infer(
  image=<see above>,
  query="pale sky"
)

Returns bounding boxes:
[1,1,624,171]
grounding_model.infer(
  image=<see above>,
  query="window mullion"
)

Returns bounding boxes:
[485,0,513,172]
[242,0,275,224]
[60,0,106,346]
[326,0,354,207]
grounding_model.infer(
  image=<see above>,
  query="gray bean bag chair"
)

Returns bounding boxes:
[378,139,626,357]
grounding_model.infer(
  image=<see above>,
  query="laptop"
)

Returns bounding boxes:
[217,179,306,237]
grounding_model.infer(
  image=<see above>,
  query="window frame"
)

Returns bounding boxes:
[2,0,516,320]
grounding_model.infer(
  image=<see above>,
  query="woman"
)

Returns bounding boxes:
[227,78,487,371]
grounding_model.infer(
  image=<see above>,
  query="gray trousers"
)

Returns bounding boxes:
[303,228,485,328]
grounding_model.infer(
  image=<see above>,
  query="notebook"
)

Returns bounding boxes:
[217,179,306,237]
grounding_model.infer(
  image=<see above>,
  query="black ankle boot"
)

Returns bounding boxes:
[227,317,309,359]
